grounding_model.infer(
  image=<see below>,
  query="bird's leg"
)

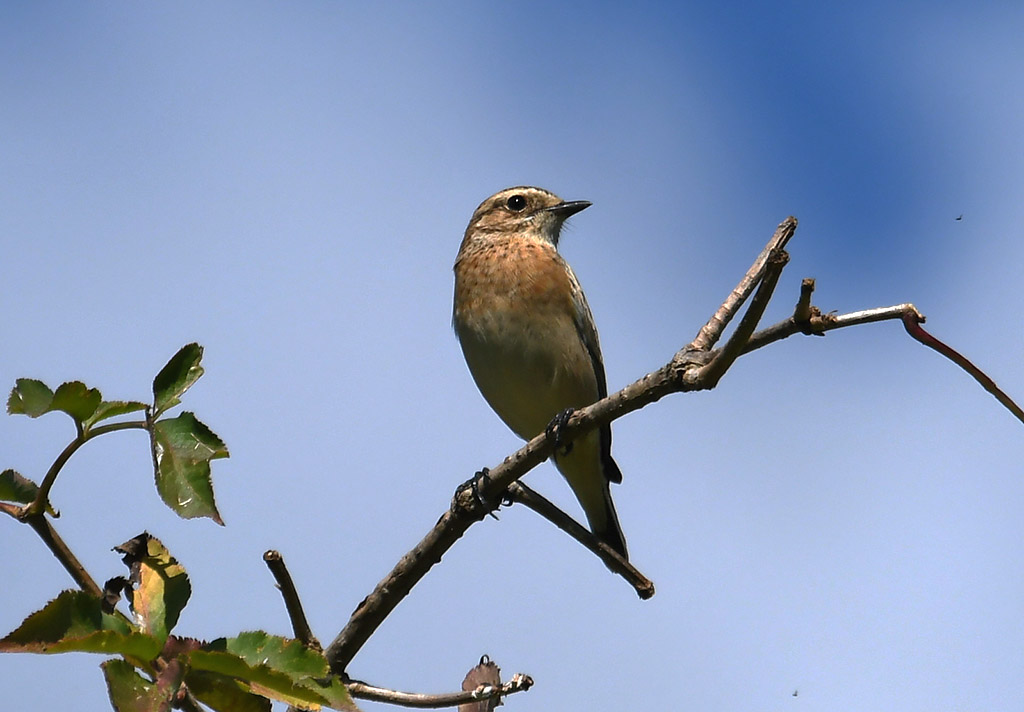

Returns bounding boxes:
[545,407,576,456]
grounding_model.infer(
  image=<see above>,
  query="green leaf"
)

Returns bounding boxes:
[185,670,271,712]
[294,674,356,712]
[84,400,149,430]
[153,343,204,416]
[6,379,108,430]
[51,381,102,423]
[187,650,320,709]
[114,533,192,644]
[0,469,58,516]
[0,590,162,660]
[103,658,179,712]
[7,378,54,417]
[0,469,39,504]
[189,632,358,711]
[219,631,329,677]
[151,412,228,524]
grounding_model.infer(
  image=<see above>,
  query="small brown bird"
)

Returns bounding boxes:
[452,186,628,559]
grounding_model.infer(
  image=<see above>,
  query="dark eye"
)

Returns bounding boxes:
[506,194,527,212]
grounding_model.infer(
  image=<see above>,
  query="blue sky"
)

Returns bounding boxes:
[3,2,1024,710]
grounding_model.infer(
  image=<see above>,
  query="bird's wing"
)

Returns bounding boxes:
[565,260,622,484]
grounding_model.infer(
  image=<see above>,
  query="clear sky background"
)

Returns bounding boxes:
[3,2,1024,711]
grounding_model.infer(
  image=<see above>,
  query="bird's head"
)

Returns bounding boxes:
[464,186,591,247]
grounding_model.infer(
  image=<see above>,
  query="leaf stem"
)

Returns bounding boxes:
[27,420,149,517]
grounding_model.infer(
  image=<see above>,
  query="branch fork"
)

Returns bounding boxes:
[323,212,1024,682]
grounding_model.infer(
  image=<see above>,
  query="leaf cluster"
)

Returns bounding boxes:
[4,343,226,522]
[2,345,354,711]
[1,534,355,711]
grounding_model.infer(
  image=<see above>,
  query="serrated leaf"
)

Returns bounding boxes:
[85,400,149,430]
[51,381,102,423]
[103,658,178,712]
[0,469,39,504]
[296,675,357,712]
[0,469,57,516]
[188,651,356,711]
[153,343,204,416]
[219,631,329,677]
[186,650,322,708]
[189,633,357,711]
[114,533,191,643]
[6,379,106,430]
[151,412,227,524]
[224,631,355,710]
[185,670,272,712]
[7,378,54,417]
[0,590,162,660]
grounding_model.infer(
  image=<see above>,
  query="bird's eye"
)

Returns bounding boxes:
[506,195,527,212]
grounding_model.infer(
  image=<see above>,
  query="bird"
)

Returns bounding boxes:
[452,186,628,559]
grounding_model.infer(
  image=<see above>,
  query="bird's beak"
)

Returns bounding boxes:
[545,200,591,220]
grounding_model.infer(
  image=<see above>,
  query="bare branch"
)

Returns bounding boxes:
[743,302,926,354]
[325,216,1021,677]
[688,216,797,352]
[263,550,320,649]
[324,232,791,672]
[699,247,789,388]
[326,503,485,672]
[901,310,1024,425]
[507,482,654,598]
[345,673,533,709]
[325,222,802,673]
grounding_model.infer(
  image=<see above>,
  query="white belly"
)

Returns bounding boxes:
[456,306,598,441]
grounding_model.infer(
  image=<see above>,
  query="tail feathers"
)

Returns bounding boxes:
[555,441,629,560]
[587,483,628,561]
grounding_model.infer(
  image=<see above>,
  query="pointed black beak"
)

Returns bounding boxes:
[545,199,591,219]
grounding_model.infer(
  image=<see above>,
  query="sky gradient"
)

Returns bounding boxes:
[3,3,1024,710]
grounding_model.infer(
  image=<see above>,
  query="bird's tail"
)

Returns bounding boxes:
[555,435,629,560]
[588,481,628,561]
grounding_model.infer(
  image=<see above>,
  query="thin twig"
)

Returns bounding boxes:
[506,482,654,598]
[28,438,83,517]
[698,247,789,388]
[263,550,320,649]
[742,303,925,354]
[345,674,533,709]
[27,420,147,517]
[688,216,797,352]
[901,311,1024,425]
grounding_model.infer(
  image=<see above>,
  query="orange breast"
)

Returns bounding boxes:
[454,237,574,323]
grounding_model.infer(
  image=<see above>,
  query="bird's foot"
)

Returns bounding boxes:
[545,407,576,456]
[457,467,501,520]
